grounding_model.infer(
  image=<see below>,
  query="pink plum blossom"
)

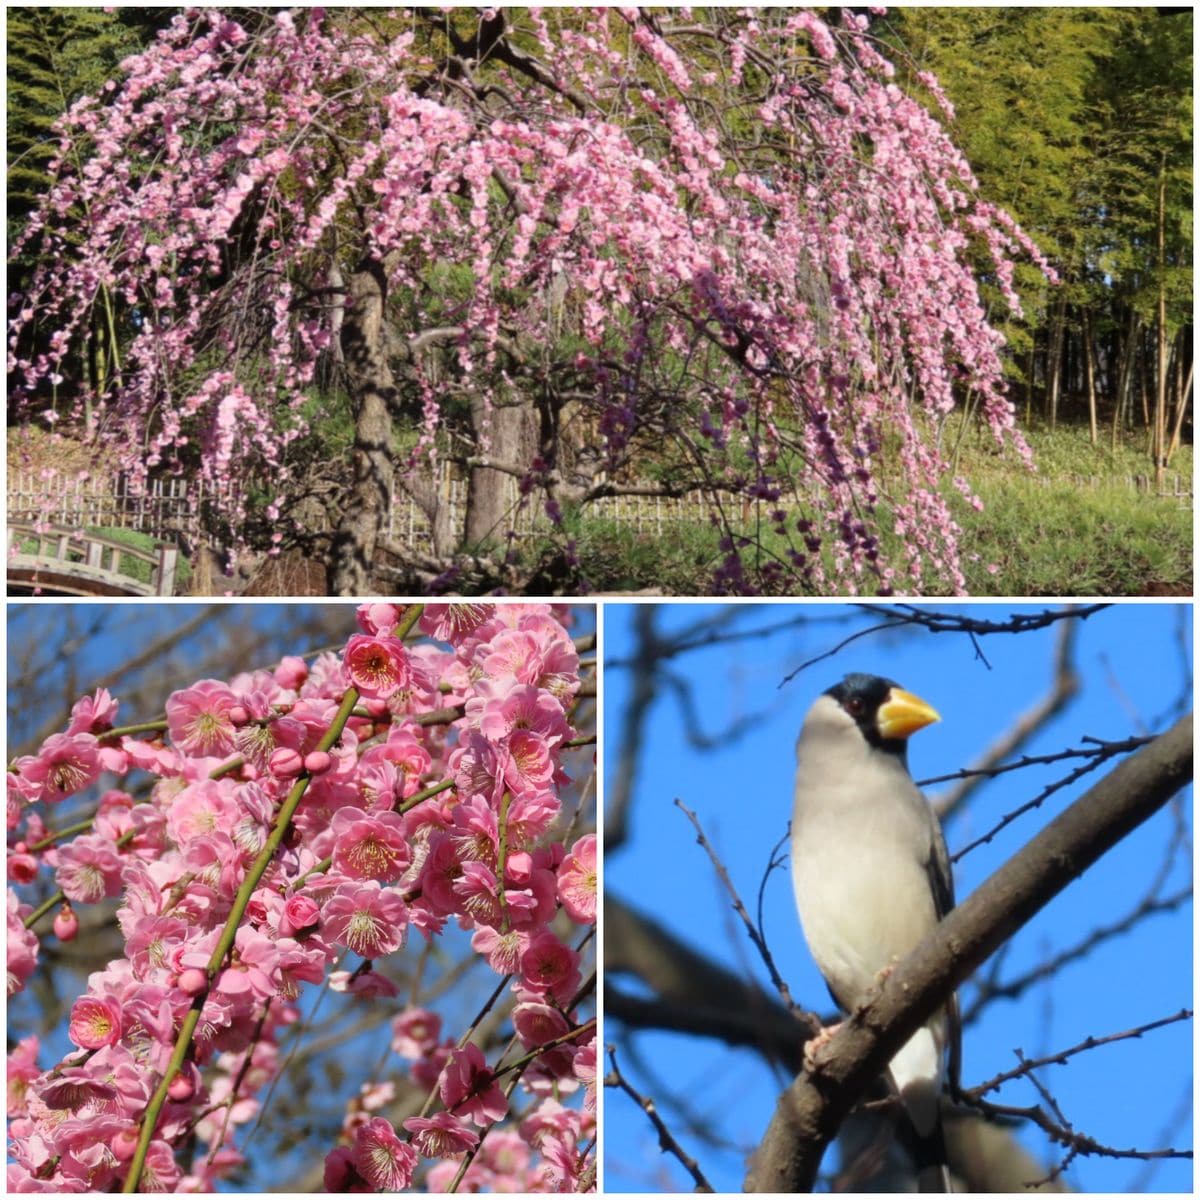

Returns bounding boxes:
[5,604,591,1190]
[343,634,412,700]
[166,680,240,758]
[323,881,408,958]
[330,806,412,882]
[16,733,102,803]
[68,994,123,1049]
[557,834,597,923]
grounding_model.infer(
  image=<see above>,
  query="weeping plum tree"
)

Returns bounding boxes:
[8,7,1054,596]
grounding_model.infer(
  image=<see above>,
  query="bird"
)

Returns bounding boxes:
[791,672,958,1192]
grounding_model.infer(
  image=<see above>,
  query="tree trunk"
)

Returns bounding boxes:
[1110,310,1140,452]
[463,394,540,549]
[1153,159,1168,487]
[398,465,457,560]
[1022,343,1037,424]
[1167,349,1192,463]
[1082,308,1098,447]
[330,257,397,596]
[1045,296,1067,429]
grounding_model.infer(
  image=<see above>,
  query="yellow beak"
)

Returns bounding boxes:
[876,687,940,740]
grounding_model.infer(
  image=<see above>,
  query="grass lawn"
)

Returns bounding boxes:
[524,424,1192,596]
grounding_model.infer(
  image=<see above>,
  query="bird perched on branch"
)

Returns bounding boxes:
[791,673,958,1192]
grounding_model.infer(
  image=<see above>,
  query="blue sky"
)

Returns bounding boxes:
[602,601,1192,1193]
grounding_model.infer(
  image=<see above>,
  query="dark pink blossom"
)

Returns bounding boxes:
[520,931,581,1002]
[439,1043,508,1126]
[391,1006,442,1059]
[403,1110,480,1158]
[351,1116,417,1190]
[343,634,412,700]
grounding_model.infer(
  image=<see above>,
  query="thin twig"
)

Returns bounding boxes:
[605,1044,715,1193]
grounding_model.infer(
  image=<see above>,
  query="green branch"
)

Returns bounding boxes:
[121,686,361,1193]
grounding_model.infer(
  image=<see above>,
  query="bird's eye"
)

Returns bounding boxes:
[844,697,864,716]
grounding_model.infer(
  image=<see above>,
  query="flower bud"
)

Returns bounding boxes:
[283,893,321,934]
[111,1127,140,1161]
[228,704,250,726]
[54,904,79,942]
[275,655,309,690]
[167,1069,195,1101]
[178,967,208,996]
[269,746,304,778]
[303,750,332,776]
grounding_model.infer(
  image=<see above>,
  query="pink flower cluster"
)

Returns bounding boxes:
[7,603,596,1192]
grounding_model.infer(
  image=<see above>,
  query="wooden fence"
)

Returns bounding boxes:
[8,472,199,541]
[8,465,1192,554]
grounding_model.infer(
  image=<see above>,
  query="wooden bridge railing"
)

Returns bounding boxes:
[7,524,178,597]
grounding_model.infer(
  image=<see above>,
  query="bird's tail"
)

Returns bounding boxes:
[912,1115,952,1193]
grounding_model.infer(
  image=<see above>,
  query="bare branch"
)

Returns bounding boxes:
[934,616,1082,820]
[675,799,801,1017]
[781,605,1109,685]
[966,1009,1193,1098]
[606,1045,716,1193]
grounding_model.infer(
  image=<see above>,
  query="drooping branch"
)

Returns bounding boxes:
[745,712,1192,1192]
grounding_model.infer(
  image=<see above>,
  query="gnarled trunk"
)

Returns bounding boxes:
[330,257,396,596]
[464,393,539,550]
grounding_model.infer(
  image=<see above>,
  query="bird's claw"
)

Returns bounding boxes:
[803,1020,843,1073]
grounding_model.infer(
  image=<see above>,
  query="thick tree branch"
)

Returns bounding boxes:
[605,894,811,1069]
[745,712,1192,1192]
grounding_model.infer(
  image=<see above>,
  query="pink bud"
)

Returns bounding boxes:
[269,746,304,778]
[167,1070,195,1101]
[505,852,534,885]
[283,893,321,933]
[363,697,389,717]
[303,750,331,775]
[178,967,208,996]
[54,905,79,942]
[275,655,309,690]
[228,704,250,726]
[111,1127,140,1161]
[356,603,403,636]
